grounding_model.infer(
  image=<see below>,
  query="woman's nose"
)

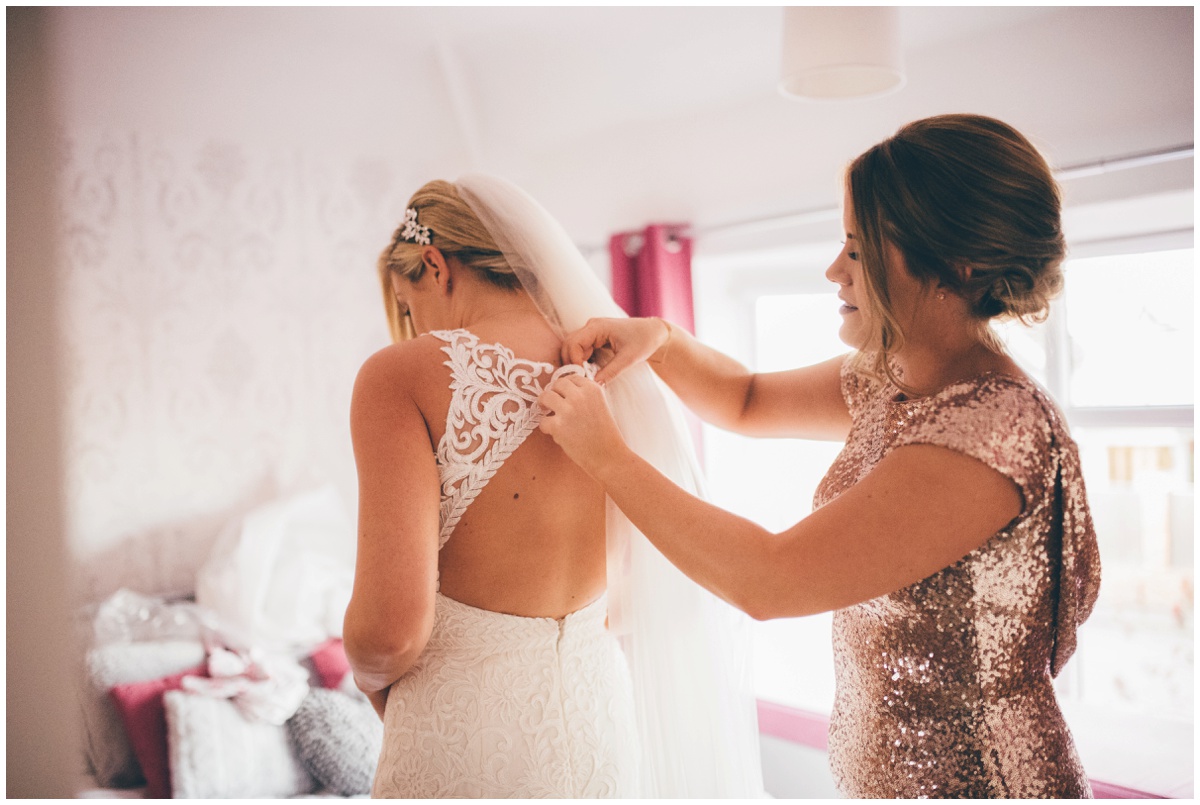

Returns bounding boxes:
[825,257,848,286]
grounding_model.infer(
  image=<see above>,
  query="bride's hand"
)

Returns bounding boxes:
[561,317,671,385]
[538,374,628,480]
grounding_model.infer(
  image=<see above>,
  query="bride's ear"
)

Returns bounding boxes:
[421,247,454,294]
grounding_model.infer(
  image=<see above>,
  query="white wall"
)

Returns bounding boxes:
[56,130,407,600]
[48,9,434,600]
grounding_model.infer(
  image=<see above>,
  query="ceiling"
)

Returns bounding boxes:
[51,6,1195,249]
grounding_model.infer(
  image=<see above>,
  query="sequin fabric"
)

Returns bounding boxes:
[816,360,1101,798]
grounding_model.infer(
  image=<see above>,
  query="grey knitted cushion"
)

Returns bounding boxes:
[286,688,382,796]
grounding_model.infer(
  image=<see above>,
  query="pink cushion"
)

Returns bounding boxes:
[110,664,207,798]
[309,638,351,689]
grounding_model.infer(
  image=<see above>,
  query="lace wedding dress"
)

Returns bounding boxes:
[371,329,641,798]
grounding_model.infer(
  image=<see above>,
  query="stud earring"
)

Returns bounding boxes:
[937,290,946,301]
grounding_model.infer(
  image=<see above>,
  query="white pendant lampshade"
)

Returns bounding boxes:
[780,6,905,101]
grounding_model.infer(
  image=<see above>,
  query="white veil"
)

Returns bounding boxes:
[457,173,763,798]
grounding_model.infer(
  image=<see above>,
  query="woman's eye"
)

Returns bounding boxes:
[848,251,859,261]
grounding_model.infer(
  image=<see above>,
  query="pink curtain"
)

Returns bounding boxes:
[609,223,703,456]
[608,223,695,333]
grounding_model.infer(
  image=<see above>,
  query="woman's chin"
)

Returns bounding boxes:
[837,323,869,351]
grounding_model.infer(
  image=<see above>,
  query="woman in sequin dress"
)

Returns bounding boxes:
[539,114,1102,798]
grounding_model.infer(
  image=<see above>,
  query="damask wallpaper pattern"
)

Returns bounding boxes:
[57,130,412,601]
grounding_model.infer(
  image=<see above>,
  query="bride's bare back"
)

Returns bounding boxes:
[402,318,607,619]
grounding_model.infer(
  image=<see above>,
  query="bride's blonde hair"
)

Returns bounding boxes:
[846,114,1066,387]
[377,180,521,342]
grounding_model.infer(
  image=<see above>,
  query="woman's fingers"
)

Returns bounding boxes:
[537,385,566,416]
[592,349,635,386]
[561,319,610,366]
[537,374,625,478]
[540,375,581,437]
[561,332,591,366]
[562,318,657,386]
[538,373,584,414]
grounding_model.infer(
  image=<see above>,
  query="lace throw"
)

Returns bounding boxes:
[430,329,593,548]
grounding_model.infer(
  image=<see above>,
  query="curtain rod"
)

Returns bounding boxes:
[581,143,1194,255]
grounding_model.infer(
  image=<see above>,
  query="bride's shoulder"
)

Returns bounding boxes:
[354,334,448,400]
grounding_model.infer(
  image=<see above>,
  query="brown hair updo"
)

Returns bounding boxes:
[378,180,521,342]
[846,114,1066,381]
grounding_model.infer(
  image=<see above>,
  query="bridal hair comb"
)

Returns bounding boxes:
[399,208,432,245]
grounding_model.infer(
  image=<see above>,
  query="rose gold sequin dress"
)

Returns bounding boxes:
[815,361,1101,798]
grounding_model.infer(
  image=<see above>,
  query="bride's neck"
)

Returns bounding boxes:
[453,285,544,332]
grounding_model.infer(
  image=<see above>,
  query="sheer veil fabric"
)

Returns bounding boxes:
[457,174,763,798]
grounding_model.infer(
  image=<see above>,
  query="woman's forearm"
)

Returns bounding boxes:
[594,444,779,619]
[566,317,849,440]
[645,321,758,433]
[652,323,852,441]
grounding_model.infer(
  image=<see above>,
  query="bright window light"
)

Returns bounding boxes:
[1063,249,1193,408]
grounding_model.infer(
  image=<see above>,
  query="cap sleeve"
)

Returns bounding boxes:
[892,376,1054,515]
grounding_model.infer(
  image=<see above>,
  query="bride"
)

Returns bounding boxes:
[342,176,761,797]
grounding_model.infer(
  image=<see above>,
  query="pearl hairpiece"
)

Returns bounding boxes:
[399,208,432,246]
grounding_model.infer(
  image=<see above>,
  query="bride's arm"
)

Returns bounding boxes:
[539,375,1020,618]
[564,317,850,440]
[343,345,441,707]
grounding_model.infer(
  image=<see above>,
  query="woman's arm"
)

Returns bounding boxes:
[342,345,441,699]
[539,375,1021,618]
[563,317,851,441]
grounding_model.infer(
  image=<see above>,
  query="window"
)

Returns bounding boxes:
[692,204,1193,795]
[694,245,847,717]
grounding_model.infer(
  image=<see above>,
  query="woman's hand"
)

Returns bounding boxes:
[538,374,630,481]
[561,317,671,385]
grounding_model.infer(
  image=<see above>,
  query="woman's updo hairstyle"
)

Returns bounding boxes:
[847,114,1065,379]
[378,180,521,342]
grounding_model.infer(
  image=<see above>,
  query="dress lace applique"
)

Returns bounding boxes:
[430,329,594,548]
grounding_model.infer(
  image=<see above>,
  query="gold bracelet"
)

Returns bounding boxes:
[648,317,672,365]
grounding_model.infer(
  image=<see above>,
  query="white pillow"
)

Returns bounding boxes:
[164,691,316,798]
[195,486,355,654]
[79,640,207,787]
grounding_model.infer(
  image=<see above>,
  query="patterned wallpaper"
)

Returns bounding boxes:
[56,130,414,602]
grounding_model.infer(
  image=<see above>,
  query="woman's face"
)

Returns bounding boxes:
[825,191,871,349]
[825,189,937,351]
